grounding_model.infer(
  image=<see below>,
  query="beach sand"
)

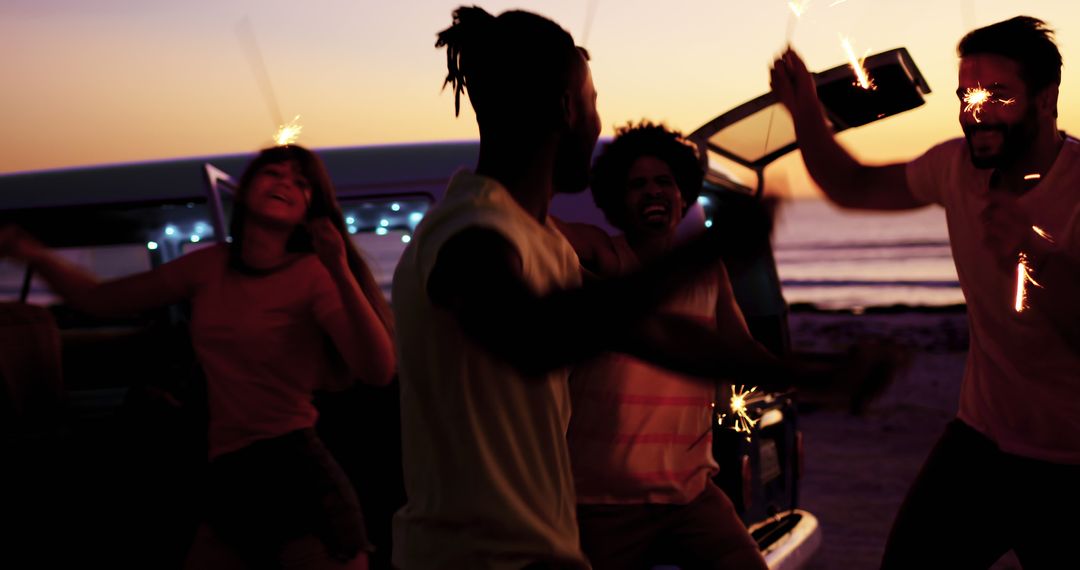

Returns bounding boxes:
[788,309,1021,570]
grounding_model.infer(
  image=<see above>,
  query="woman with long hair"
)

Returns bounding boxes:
[0,145,395,568]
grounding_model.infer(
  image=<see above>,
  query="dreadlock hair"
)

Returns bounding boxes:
[590,121,704,231]
[958,16,1062,97]
[436,6,586,131]
[231,145,394,337]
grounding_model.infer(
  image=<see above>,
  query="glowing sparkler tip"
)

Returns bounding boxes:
[720,385,763,442]
[964,88,990,105]
[963,86,991,123]
[1024,174,1042,181]
[963,86,1013,124]
[274,115,303,146]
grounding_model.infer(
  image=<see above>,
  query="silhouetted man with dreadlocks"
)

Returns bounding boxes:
[391,6,787,570]
[392,7,598,569]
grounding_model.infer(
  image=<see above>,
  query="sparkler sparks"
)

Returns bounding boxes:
[785,0,813,41]
[787,0,812,18]
[717,385,765,442]
[274,115,303,146]
[1014,252,1042,313]
[962,85,1015,123]
[962,87,989,122]
[1032,225,1054,243]
[1013,228,1053,313]
[840,36,876,90]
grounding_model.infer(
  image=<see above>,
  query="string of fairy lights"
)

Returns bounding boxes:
[145,201,428,252]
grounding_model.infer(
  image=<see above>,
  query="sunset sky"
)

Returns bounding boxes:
[3,0,1079,197]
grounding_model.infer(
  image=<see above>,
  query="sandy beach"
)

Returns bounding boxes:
[788,308,1022,570]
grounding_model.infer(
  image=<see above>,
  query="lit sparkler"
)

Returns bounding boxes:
[1013,227,1054,313]
[785,0,814,41]
[1014,252,1041,313]
[717,385,765,442]
[274,115,303,146]
[962,85,1015,123]
[840,36,876,90]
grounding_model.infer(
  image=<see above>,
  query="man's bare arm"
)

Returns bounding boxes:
[770,48,926,211]
[427,226,749,375]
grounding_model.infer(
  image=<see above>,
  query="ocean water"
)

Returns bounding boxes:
[772,199,961,310]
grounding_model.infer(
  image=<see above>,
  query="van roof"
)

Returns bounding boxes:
[0,141,481,211]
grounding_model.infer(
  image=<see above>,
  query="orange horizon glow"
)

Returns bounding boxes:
[4,1,1080,200]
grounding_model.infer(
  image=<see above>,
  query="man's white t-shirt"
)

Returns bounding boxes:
[391,171,588,569]
[907,136,1080,464]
